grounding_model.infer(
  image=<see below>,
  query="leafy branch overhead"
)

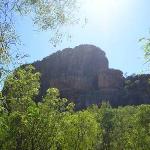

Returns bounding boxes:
[0,0,77,76]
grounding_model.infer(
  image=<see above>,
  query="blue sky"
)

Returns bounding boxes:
[16,0,150,75]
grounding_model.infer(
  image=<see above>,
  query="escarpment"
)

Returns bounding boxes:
[32,44,150,109]
[33,45,124,108]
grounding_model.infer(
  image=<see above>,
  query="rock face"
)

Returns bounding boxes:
[33,44,125,109]
[98,69,124,91]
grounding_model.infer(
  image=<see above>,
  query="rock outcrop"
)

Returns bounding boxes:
[33,44,125,109]
[98,69,124,91]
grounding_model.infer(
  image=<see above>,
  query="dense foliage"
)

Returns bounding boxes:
[0,66,150,150]
[120,74,150,106]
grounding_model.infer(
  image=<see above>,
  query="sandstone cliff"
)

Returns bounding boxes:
[33,44,125,109]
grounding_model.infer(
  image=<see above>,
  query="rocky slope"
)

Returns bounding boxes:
[33,44,150,109]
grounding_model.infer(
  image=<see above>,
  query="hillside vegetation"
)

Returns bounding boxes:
[0,66,150,150]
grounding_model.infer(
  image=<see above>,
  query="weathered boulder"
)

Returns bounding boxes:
[33,44,125,108]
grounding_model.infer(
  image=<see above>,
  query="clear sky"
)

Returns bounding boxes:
[16,0,150,75]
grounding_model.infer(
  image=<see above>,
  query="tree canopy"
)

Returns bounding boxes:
[0,66,150,150]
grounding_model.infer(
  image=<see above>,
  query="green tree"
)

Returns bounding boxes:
[59,110,99,150]
[1,65,150,150]
[0,92,8,149]
[140,37,150,63]
[135,105,150,149]
[1,66,77,149]
[2,65,40,112]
